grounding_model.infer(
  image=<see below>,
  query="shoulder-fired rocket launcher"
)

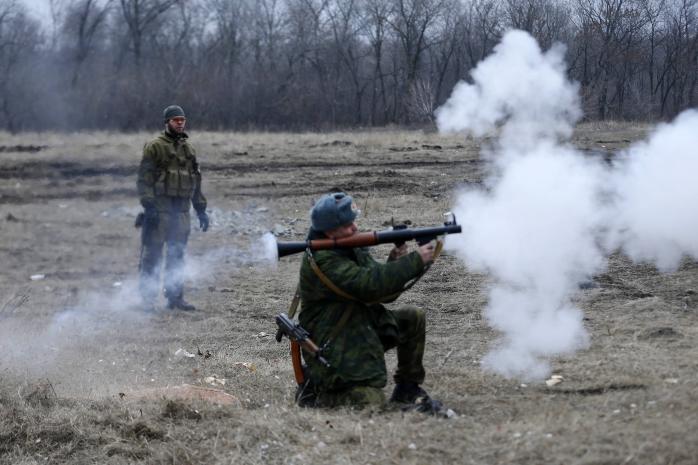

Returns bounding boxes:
[276,213,461,259]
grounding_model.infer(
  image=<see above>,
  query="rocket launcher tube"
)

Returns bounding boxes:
[276,222,462,259]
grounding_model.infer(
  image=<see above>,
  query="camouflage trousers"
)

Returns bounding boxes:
[307,305,426,409]
[139,209,191,303]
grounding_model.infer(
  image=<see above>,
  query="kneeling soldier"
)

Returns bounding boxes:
[297,192,438,409]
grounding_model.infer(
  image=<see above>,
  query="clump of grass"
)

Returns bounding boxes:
[162,399,202,421]
[19,379,57,409]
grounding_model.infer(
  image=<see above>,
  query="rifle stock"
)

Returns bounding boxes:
[276,222,462,259]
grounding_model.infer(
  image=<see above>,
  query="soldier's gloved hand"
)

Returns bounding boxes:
[388,243,408,261]
[143,205,159,228]
[417,242,435,265]
[197,211,209,232]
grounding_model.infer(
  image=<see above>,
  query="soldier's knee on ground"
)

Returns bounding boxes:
[317,386,385,409]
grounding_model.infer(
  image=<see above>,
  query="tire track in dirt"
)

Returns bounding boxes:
[0,159,481,180]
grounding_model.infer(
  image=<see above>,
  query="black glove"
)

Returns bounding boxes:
[142,201,159,229]
[197,211,209,232]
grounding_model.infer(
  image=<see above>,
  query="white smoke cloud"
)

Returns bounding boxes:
[435,30,581,152]
[439,29,603,379]
[438,29,698,380]
[610,110,698,271]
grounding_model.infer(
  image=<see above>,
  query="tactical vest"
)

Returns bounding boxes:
[153,141,198,199]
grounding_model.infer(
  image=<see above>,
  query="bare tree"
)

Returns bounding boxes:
[327,0,369,124]
[462,0,503,68]
[574,0,650,119]
[61,0,112,86]
[363,0,391,124]
[0,0,42,131]
[658,0,698,115]
[388,0,449,122]
[1,0,696,130]
[504,0,572,48]
[118,0,179,66]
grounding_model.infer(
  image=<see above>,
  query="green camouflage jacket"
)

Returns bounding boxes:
[298,245,425,391]
[137,131,207,213]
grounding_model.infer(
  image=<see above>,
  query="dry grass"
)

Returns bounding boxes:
[1,126,697,464]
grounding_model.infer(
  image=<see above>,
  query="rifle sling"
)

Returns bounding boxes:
[287,284,301,319]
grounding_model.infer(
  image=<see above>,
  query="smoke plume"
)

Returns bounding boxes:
[436,30,580,152]
[610,110,698,271]
[437,29,698,380]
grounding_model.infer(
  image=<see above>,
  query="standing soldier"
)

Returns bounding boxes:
[136,105,209,312]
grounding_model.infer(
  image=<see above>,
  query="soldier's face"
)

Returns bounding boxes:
[167,117,186,133]
[326,222,358,239]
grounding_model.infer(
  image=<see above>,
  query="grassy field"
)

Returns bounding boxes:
[1,125,696,464]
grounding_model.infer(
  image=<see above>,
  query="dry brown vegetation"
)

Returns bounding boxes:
[1,126,697,464]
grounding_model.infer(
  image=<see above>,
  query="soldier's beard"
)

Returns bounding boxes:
[166,124,186,137]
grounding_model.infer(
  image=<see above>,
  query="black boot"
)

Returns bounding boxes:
[390,383,454,418]
[167,297,196,311]
[389,382,428,404]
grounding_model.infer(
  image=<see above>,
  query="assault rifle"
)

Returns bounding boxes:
[276,213,461,259]
[276,312,329,364]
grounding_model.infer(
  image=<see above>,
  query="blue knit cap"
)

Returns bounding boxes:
[310,192,358,232]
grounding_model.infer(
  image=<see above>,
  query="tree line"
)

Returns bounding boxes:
[0,0,696,131]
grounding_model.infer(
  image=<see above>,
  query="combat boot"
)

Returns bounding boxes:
[389,382,428,404]
[167,297,196,311]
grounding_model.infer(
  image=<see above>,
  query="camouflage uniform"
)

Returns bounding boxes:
[298,237,427,408]
[137,130,206,305]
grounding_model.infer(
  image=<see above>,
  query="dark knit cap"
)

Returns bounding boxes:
[163,105,185,121]
[310,192,358,232]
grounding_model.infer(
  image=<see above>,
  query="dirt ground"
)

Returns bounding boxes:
[1,125,696,465]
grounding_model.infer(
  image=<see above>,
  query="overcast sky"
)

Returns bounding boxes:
[20,0,52,25]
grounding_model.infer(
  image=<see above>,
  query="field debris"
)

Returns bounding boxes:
[545,375,564,387]
[29,274,45,281]
[208,285,232,292]
[174,348,196,358]
[257,331,269,338]
[272,224,291,236]
[203,376,226,386]
[196,346,212,358]
[234,362,257,372]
